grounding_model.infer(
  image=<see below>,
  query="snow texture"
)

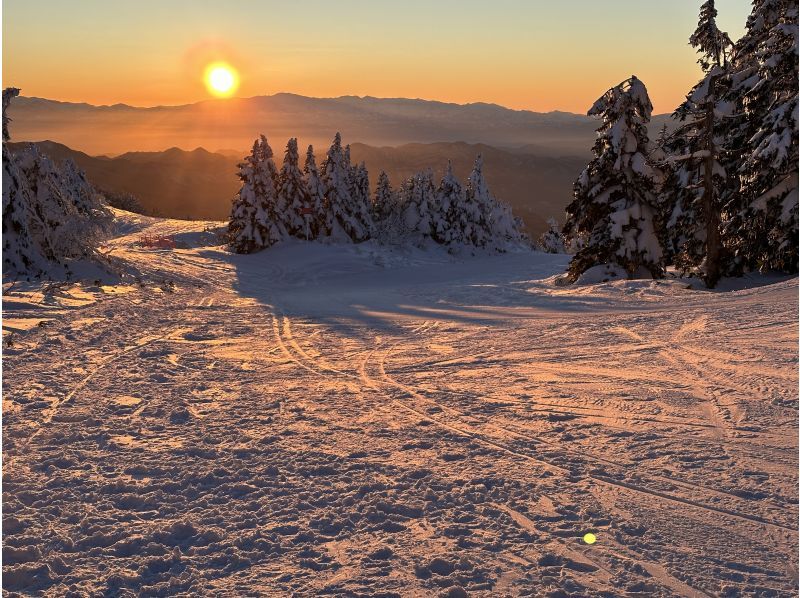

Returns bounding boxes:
[3,211,798,596]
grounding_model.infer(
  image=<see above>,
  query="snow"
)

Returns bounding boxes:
[3,211,798,596]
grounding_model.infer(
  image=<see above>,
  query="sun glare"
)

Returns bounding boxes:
[204,62,238,98]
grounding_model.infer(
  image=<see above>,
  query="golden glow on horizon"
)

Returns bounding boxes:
[204,62,239,98]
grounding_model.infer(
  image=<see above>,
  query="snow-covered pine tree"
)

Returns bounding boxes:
[2,144,43,276]
[373,170,395,223]
[321,133,372,242]
[372,170,409,244]
[435,161,465,246]
[277,138,308,238]
[725,0,798,272]
[487,197,526,250]
[228,137,284,253]
[3,87,19,143]
[462,155,493,247]
[17,147,78,263]
[538,218,567,253]
[400,169,440,245]
[303,145,325,238]
[564,76,664,280]
[352,161,373,236]
[2,87,43,276]
[660,0,733,286]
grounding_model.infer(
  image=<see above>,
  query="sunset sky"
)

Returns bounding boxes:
[4,0,751,114]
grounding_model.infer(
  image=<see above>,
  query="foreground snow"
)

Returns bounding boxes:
[3,213,798,596]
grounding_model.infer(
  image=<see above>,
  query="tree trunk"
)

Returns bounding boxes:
[703,100,722,289]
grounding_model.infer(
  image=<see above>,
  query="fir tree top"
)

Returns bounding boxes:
[690,0,733,70]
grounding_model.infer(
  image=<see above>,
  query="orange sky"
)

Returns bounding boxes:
[3,0,750,114]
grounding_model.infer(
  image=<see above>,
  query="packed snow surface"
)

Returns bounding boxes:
[3,212,798,596]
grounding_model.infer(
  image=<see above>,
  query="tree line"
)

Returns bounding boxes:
[227,133,527,253]
[562,0,798,287]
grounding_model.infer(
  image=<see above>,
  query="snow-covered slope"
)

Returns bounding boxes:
[3,212,797,596]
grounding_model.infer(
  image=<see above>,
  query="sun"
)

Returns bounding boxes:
[204,62,239,98]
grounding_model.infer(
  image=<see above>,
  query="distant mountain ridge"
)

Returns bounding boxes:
[7,93,673,157]
[8,140,587,234]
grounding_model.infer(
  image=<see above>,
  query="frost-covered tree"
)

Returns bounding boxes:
[277,138,308,238]
[303,144,325,238]
[321,133,372,242]
[400,169,440,244]
[564,76,663,280]
[462,155,493,247]
[538,218,567,253]
[435,161,465,245]
[2,145,42,276]
[3,89,114,277]
[372,170,410,245]
[724,0,798,272]
[373,170,395,222]
[660,0,733,286]
[3,87,19,143]
[1,87,41,276]
[228,137,284,253]
[352,161,372,234]
[487,197,527,250]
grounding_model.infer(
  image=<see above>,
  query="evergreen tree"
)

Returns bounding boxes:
[730,0,798,271]
[463,155,492,247]
[3,87,19,143]
[400,169,440,244]
[435,161,465,245]
[564,76,663,280]
[2,145,42,276]
[372,170,409,244]
[373,170,396,223]
[3,88,113,277]
[321,133,372,242]
[538,218,567,253]
[352,161,372,234]
[721,0,797,272]
[277,138,308,238]
[228,137,284,253]
[303,145,325,238]
[661,0,733,286]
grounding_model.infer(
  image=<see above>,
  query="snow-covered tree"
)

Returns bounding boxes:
[3,87,19,143]
[564,76,664,280]
[373,170,395,222]
[487,197,527,250]
[660,0,733,286]
[2,145,43,276]
[462,155,493,247]
[351,161,372,234]
[303,144,325,239]
[321,133,373,242]
[724,0,798,272]
[277,138,308,238]
[372,170,410,245]
[399,169,440,244]
[538,218,567,253]
[690,0,733,70]
[435,161,465,246]
[228,136,284,253]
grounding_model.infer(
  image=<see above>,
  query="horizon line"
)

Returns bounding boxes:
[12,91,673,118]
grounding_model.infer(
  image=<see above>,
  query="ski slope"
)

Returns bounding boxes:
[3,213,798,596]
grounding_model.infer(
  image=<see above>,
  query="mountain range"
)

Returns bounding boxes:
[7,93,673,157]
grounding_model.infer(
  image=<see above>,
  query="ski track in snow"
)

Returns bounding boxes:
[3,213,798,597]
